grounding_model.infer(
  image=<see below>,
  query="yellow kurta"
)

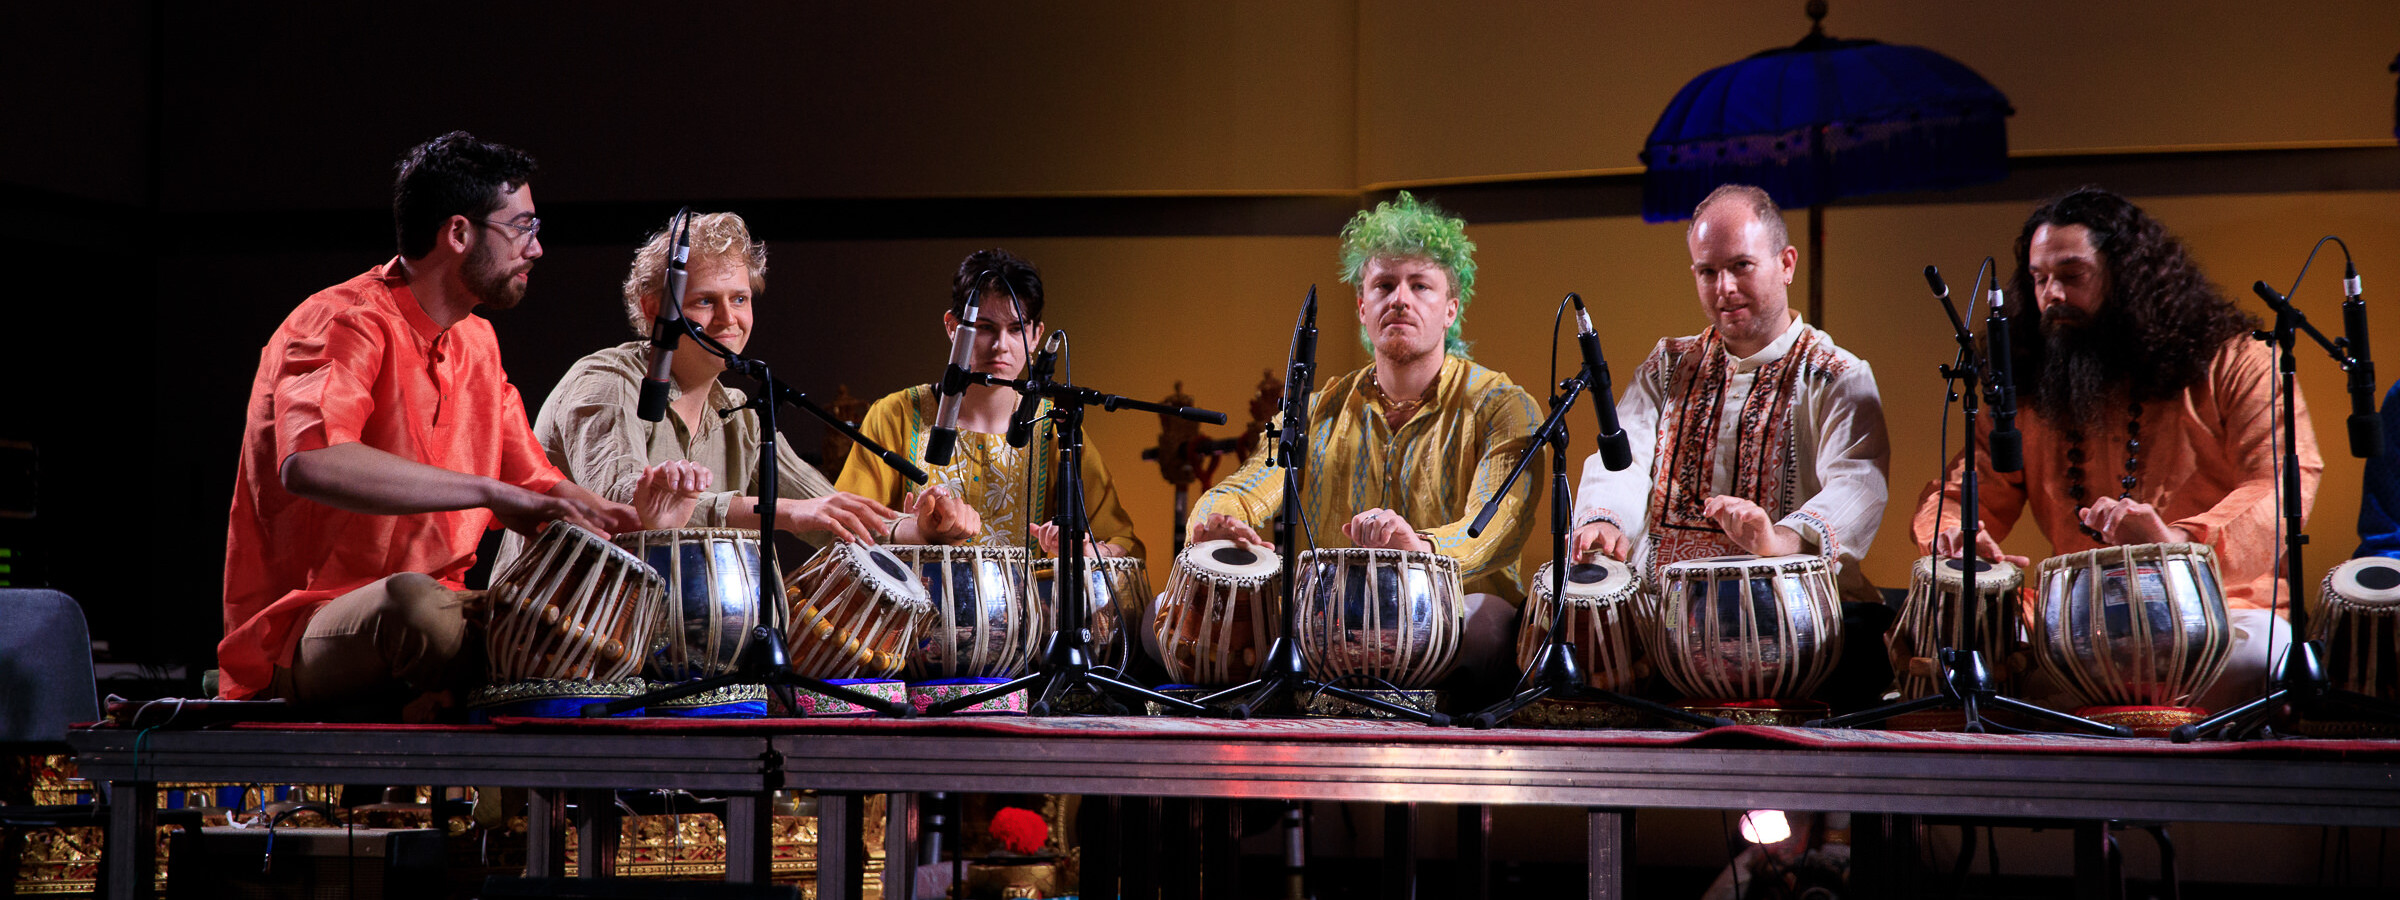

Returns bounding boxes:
[836,384,1145,557]
[1188,355,1544,604]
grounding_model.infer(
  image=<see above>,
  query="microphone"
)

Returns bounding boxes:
[1569,293,1632,471]
[926,277,988,465]
[1925,265,1968,336]
[1269,287,1318,468]
[1985,285,2024,472]
[1006,330,1063,448]
[636,208,693,423]
[2342,261,2380,458]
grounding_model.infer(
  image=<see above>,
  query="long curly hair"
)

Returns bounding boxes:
[2008,187,2256,420]
[1340,191,1477,358]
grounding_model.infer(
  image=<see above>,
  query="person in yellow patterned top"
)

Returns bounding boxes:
[1185,192,1543,682]
[836,248,1145,558]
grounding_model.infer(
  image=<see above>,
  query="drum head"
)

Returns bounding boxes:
[1936,555,2019,585]
[852,544,925,599]
[1186,540,1282,579]
[2334,557,2400,605]
[1539,559,1635,600]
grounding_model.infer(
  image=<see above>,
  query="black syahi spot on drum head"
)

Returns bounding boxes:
[1944,558,1993,574]
[1567,564,1609,585]
[1212,545,1259,567]
[2359,563,2400,591]
[870,550,909,581]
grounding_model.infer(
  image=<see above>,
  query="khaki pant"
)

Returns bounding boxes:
[265,573,474,709]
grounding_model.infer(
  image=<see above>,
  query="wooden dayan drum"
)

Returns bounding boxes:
[1516,558,1651,694]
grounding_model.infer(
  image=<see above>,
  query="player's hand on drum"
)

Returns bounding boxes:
[1344,508,1431,552]
[1029,522,1129,558]
[494,479,641,538]
[1190,513,1267,548]
[782,492,899,545]
[1570,519,1630,562]
[631,460,710,530]
[1701,495,1802,557]
[2079,496,2189,546]
[896,485,981,544]
[1933,525,2031,568]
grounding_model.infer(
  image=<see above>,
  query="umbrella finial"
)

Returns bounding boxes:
[1806,0,1828,37]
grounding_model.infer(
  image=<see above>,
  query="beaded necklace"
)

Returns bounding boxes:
[2064,401,2143,540]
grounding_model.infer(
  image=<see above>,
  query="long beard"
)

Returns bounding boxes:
[2024,305,2127,424]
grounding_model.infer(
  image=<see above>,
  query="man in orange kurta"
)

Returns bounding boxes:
[221,133,645,709]
[1913,187,2319,712]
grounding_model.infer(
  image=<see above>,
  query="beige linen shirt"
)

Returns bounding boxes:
[492,342,835,573]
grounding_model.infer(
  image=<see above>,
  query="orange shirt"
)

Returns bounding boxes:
[219,260,563,699]
[1912,337,2321,611]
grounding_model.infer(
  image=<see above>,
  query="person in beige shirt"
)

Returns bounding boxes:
[495,212,976,572]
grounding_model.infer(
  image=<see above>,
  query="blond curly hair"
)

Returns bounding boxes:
[621,211,768,335]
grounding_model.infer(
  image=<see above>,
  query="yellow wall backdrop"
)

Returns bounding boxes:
[765,186,2400,610]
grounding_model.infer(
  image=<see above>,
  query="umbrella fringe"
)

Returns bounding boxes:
[1642,113,2009,223]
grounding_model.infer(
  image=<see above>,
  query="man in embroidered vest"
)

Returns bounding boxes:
[1187,191,1544,685]
[1913,186,2319,711]
[1571,184,1892,604]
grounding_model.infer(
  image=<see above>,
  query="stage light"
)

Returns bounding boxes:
[1737,809,1790,844]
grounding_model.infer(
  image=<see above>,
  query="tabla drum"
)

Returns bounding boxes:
[1887,555,2024,700]
[1516,558,1650,694]
[481,522,666,685]
[1652,554,1845,702]
[2318,557,2400,699]
[890,544,1041,680]
[1155,540,1281,685]
[783,542,934,680]
[612,528,779,682]
[1032,555,1147,672]
[2030,542,2233,713]
[1292,548,1465,688]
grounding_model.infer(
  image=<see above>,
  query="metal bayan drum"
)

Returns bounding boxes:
[1292,547,1465,689]
[611,528,778,682]
[1886,555,2024,700]
[1155,540,1281,685]
[889,544,1041,680]
[2318,557,2400,699]
[1516,558,1650,693]
[482,522,666,685]
[1652,554,1845,702]
[782,542,934,679]
[1032,555,1147,672]
[2030,542,2232,711]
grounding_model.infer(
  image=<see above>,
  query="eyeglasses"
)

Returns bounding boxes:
[482,217,542,243]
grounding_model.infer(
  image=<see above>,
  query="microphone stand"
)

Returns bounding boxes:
[924,350,1226,716]
[1813,273,2125,735]
[1460,361,1729,730]
[2174,282,2400,741]
[585,323,931,719]
[1200,291,1452,725]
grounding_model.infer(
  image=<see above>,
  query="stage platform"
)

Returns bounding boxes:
[66,715,2400,899]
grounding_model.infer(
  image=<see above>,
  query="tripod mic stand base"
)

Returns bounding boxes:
[2172,640,2400,742]
[1464,642,1728,730]
[1197,638,1451,725]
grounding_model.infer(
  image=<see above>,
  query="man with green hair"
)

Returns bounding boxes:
[1184,191,1543,685]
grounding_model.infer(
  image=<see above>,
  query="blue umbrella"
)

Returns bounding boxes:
[1641,3,2013,324]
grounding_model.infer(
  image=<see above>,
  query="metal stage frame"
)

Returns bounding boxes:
[68,725,2400,899]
